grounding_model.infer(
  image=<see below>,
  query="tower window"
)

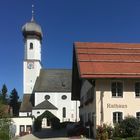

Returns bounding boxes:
[30,43,33,50]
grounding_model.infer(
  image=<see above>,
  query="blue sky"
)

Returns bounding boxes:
[0,0,140,98]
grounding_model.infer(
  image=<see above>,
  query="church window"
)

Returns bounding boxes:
[30,43,33,50]
[62,107,66,118]
[61,95,67,100]
[45,95,50,100]
[135,82,140,97]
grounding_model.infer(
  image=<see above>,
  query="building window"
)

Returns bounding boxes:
[45,95,50,100]
[62,107,66,118]
[113,112,123,123]
[20,125,25,133]
[30,43,33,49]
[26,125,31,133]
[135,82,140,97]
[136,112,140,120]
[111,82,123,97]
[61,95,67,100]
[37,111,40,114]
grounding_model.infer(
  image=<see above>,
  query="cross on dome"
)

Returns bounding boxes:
[31,4,35,22]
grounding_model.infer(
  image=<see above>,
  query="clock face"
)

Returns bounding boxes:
[27,62,34,69]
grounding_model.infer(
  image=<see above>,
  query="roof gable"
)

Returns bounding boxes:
[33,100,58,110]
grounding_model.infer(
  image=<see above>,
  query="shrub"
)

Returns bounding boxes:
[96,124,109,140]
[119,116,140,138]
[0,131,10,140]
[113,116,140,138]
[60,121,74,128]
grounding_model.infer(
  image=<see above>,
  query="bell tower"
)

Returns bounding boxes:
[22,6,43,94]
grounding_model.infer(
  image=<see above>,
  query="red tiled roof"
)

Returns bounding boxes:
[74,42,140,78]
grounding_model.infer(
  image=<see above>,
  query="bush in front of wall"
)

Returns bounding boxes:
[113,116,140,139]
[96,124,109,140]
[118,116,140,138]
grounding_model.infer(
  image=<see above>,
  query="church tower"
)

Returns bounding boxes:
[22,9,43,94]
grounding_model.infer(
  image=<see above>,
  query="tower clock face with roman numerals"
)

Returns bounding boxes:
[27,62,34,69]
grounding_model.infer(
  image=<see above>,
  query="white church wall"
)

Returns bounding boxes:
[34,92,80,122]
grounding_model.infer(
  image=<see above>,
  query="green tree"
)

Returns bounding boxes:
[114,116,140,138]
[9,88,19,116]
[1,84,8,104]
[0,99,11,140]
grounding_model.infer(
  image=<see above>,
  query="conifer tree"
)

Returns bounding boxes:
[1,84,7,104]
[9,88,19,116]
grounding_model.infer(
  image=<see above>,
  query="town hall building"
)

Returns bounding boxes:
[12,14,79,135]
[72,42,140,138]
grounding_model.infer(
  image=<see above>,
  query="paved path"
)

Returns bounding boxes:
[17,128,90,140]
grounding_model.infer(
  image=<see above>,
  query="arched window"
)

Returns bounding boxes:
[30,43,33,50]
[62,107,66,118]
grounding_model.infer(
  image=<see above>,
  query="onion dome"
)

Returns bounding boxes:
[22,15,43,40]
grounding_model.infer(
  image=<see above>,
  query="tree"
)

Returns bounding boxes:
[114,116,140,138]
[0,99,11,140]
[1,84,8,104]
[9,88,19,116]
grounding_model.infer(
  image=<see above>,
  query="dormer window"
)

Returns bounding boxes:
[30,43,33,50]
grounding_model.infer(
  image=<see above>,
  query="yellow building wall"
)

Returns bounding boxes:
[96,79,140,126]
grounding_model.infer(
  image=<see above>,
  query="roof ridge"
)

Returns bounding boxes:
[41,68,72,71]
[74,42,140,45]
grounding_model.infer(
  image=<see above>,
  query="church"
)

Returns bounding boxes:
[12,13,79,135]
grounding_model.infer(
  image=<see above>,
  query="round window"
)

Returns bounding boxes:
[61,95,67,100]
[37,111,40,114]
[45,95,50,100]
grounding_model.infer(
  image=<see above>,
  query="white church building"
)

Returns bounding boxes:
[12,14,79,136]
